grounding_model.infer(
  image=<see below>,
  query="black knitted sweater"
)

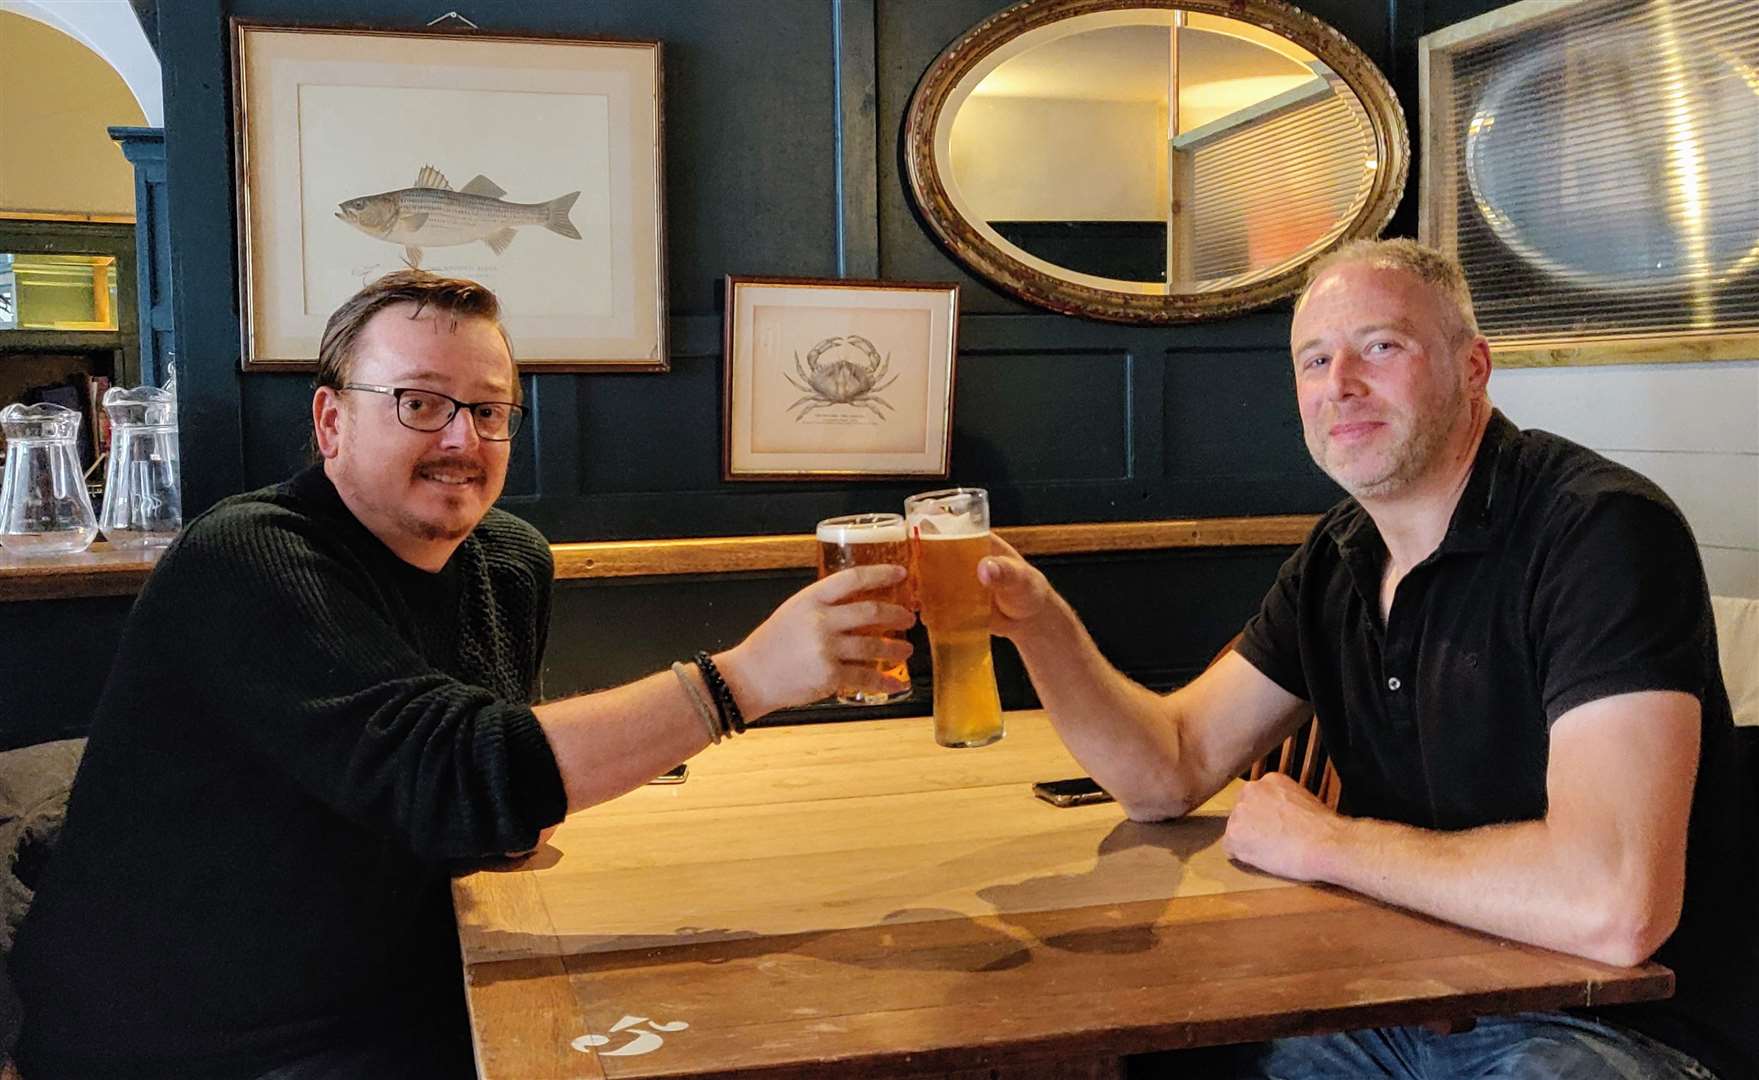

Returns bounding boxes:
[12,465,567,1078]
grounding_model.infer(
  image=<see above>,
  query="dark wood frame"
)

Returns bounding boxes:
[721,274,960,481]
[0,219,139,384]
[0,219,141,423]
[229,18,669,372]
[902,0,1411,324]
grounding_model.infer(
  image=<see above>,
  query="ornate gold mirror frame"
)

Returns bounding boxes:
[904,0,1410,323]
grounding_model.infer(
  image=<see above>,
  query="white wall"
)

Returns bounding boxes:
[1491,361,1759,599]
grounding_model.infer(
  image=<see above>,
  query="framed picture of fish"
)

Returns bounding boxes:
[231,21,667,371]
[722,276,959,480]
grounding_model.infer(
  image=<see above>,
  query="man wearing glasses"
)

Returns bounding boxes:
[13,272,913,1079]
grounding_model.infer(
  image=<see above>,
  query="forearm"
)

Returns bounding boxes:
[1317,815,1678,966]
[1009,593,1202,819]
[533,663,717,813]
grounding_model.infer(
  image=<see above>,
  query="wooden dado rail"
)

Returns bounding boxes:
[0,515,1319,603]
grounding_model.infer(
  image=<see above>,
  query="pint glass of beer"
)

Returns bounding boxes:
[904,488,1004,748]
[816,513,913,704]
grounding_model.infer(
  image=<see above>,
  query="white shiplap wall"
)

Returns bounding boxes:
[1490,361,1759,599]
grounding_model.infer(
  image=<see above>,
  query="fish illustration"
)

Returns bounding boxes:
[335,165,581,268]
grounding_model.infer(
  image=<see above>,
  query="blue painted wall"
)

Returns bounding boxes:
[5,0,1505,747]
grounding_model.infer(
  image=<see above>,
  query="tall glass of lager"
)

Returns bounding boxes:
[816,513,913,704]
[904,487,1003,748]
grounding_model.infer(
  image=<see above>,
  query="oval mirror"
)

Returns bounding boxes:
[904,0,1409,323]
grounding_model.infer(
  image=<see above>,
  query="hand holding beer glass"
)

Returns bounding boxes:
[905,487,1004,748]
[815,513,913,704]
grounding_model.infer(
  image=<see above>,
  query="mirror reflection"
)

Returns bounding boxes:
[0,253,120,332]
[936,10,1383,295]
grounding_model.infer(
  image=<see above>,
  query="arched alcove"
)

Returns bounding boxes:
[0,1,161,125]
[0,6,152,216]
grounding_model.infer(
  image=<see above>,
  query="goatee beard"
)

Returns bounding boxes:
[400,509,474,543]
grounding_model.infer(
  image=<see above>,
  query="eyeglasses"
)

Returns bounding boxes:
[341,383,527,441]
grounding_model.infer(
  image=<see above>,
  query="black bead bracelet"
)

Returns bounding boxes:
[692,651,746,735]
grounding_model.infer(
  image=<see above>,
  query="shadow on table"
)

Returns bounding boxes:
[976,816,1226,954]
[830,814,1233,973]
[476,813,1240,977]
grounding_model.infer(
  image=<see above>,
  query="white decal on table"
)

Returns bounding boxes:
[571,1015,690,1057]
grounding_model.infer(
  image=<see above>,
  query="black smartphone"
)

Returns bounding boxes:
[1031,776,1114,807]
[648,763,689,784]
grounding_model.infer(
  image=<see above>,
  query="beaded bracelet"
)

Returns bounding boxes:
[692,651,746,735]
[670,661,722,745]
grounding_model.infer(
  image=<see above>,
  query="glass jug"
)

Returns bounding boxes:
[99,385,181,548]
[0,402,99,556]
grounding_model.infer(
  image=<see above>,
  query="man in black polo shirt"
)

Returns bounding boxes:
[980,239,1755,1078]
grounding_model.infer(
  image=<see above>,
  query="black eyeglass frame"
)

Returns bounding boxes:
[340,382,528,441]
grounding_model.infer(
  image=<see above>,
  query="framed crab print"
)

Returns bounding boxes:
[231,21,667,371]
[722,276,960,480]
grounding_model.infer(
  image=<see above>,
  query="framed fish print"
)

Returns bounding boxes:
[722,276,959,480]
[231,21,667,371]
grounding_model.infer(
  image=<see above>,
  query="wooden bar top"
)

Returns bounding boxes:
[0,514,1318,602]
[452,712,1671,1080]
[0,542,167,602]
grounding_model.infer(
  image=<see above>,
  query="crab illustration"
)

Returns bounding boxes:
[784,334,899,421]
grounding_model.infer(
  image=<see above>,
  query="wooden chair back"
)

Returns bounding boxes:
[1209,635,1341,809]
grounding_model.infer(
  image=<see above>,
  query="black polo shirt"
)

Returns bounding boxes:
[1236,411,1758,1078]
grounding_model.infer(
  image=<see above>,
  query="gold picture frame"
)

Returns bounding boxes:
[902,0,1409,325]
[232,20,668,371]
[722,276,959,480]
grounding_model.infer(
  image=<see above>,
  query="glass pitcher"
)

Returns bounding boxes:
[99,385,181,548]
[0,402,99,556]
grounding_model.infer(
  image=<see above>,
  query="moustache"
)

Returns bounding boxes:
[414,457,486,482]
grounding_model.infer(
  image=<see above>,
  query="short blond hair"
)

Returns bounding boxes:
[1297,239,1480,344]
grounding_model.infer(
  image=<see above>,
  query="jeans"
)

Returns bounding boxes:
[1209,1013,1716,1080]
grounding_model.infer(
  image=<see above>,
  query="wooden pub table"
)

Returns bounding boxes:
[452,711,1670,1080]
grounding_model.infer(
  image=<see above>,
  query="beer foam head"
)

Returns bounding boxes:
[907,509,986,538]
[905,487,989,537]
[817,514,906,545]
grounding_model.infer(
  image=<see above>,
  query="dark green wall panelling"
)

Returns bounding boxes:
[0,599,131,750]
[161,0,1372,529]
[111,127,172,386]
[539,547,1293,710]
[2,0,1469,751]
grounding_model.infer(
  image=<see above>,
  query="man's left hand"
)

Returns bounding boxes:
[1222,772,1345,882]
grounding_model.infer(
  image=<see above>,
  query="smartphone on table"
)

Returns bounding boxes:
[1031,776,1114,807]
[648,763,689,784]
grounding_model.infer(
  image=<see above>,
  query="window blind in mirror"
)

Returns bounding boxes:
[1186,84,1375,284]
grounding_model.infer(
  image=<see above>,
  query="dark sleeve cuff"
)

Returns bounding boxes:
[1535,492,1712,726]
[1233,627,1308,701]
[498,707,569,835]
[1233,543,1312,702]
[1545,670,1706,726]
